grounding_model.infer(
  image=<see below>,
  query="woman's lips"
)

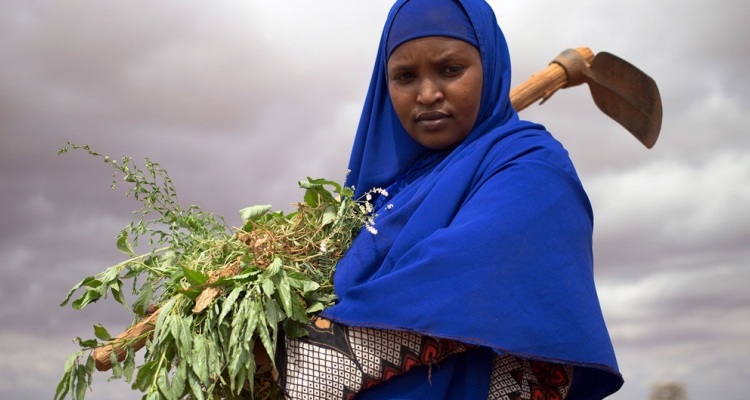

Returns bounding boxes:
[416,111,450,132]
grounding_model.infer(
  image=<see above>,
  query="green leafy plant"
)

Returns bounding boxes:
[55,143,382,400]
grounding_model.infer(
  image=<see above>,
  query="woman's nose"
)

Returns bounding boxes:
[416,78,443,105]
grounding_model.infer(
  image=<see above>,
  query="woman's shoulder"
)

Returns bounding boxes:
[482,122,581,181]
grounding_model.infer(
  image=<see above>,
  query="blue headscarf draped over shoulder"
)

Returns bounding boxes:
[323,0,623,398]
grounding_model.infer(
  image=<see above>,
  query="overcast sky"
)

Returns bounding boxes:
[1,1,748,399]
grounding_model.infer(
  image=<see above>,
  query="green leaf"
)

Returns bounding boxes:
[99,267,120,285]
[261,276,275,297]
[289,293,310,324]
[265,298,286,327]
[63,352,81,374]
[67,363,76,400]
[116,232,137,257]
[297,179,319,190]
[71,289,102,310]
[307,177,343,194]
[176,288,201,300]
[227,345,248,393]
[192,336,209,385]
[300,178,338,206]
[60,277,98,307]
[74,337,98,348]
[85,356,96,374]
[286,271,320,293]
[306,302,325,314]
[321,205,337,226]
[132,360,157,392]
[154,299,175,341]
[218,287,242,325]
[255,303,275,364]
[132,283,154,317]
[239,205,272,221]
[75,364,88,400]
[172,317,192,358]
[341,185,355,198]
[277,275,293,317]
[181,266,209,286]
[109,351,123,381]
[156,371,173,400]
[93,323,111,341]
[110,280,129,311]
[206,341,221,380]
[145,390,162,400]
[171,362,187,399]
[225,269,261,283]
[263,257,282,279]
[303,189,320,207]
[187,369,205,400]
[242,300,259,343]
[54,369,72,400]
[123,347,135,383]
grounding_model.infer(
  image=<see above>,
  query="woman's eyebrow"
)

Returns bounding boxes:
[388,53,464,72]
[431,54,460,66]
[387,61,414,73]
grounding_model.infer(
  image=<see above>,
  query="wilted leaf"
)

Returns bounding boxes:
[239,205,272,221]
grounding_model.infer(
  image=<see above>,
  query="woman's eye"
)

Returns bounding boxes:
[442,65,464,76]
[393,72,415,82]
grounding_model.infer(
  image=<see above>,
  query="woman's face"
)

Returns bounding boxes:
[387,36,483,150]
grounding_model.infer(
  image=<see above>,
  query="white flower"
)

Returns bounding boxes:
[365,225,378,234]
[320,239,328,253]
[366,193,372,201]
[386,204,394,210]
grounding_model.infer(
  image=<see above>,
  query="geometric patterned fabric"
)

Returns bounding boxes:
[275,317,573,399]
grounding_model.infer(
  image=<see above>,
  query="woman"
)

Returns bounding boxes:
[271,0,623,398]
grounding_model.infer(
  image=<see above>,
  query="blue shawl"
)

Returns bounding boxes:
[322,0,623,398]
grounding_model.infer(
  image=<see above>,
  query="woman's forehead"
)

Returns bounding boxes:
[387,36,480,68]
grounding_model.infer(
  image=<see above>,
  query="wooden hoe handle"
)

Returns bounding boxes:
[92,309,160,371]
[510,47,594,112]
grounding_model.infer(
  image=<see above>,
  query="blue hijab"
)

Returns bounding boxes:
[323,0,623,398]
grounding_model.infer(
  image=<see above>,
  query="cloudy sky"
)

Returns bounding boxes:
[1,1,748,399]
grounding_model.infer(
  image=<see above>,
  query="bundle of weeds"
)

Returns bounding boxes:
[55,143,381,400]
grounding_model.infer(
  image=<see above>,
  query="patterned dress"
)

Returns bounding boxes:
[275,317,573,400]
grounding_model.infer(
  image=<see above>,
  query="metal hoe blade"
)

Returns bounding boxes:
[585,52,662,148]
